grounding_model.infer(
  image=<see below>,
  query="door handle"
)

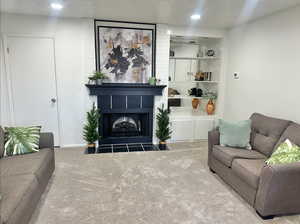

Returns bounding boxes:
[51,98,57,103]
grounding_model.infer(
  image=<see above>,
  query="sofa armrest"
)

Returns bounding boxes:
[255,163,300,216]
[208,129,220,152]
[39,132,54,150]
[208,129,220,165]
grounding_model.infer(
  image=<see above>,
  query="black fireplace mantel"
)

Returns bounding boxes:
[86,83,166,145]
[86,84,166,96]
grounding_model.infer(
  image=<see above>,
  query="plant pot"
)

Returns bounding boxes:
[87,143,96,154]
[96,79,103,85]
[206,99,215,115]
[159,141,167,150]
[148,77,157,85]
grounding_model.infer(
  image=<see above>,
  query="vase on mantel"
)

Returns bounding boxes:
[192,98,200,109]
[206,99,215,115]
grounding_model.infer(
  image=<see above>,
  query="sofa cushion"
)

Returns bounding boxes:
[212,145,266,167]
[250,113,291,156]
[274,122,300,149]
[232,159,266,189]
[0,126,5,158]
[1,148,54,185]
[4,126,41,156]
[266,139,300,165]
[1,174,41,224]
[219,119,251,149]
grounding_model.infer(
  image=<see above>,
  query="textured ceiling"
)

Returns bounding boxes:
[1,0,300,29]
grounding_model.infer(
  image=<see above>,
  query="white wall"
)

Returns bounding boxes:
[224,6,300,123]
[0,9,9,125]
[0,13,225,145]
[153,24,169,144]
[0,13,172,146]
[0,13,96,147]
[0,36,11,125]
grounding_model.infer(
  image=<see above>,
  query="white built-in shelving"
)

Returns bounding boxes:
[168,35,222,142]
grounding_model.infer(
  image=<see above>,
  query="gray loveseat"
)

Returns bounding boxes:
[208,113,300,219]
[0,126,55,224]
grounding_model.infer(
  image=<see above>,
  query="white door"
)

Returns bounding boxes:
[6,36,60,146]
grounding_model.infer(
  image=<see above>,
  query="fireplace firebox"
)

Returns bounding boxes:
[111,115,140,137]
[103,113,149,138]
[86,84,166,146]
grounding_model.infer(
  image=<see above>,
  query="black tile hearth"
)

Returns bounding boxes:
[113,144,129,153]
[85,143,162,154]
[100,143,160,153]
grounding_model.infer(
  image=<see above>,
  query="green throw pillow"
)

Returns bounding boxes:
[4,126,41,156]
[266,139,300,165]
[219,119,252,149]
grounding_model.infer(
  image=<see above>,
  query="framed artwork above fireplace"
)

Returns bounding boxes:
[94,20,156,84]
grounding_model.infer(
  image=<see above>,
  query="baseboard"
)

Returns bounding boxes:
[59,144,86,148]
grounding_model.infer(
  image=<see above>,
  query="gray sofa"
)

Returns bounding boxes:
[208,113,300,219]
[0,127,55,224]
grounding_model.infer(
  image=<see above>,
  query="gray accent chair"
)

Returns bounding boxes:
[208,113,300,219]
[0,126,55,224]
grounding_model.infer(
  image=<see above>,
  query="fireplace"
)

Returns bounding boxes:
[86,83,166,146]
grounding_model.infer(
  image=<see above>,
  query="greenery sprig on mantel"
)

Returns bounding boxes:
[88,71,109,81]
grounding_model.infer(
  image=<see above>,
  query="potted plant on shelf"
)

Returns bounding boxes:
[88,71,109,85]
[156,105,172,150]
[83,103,100,154]
[203,91,218,115]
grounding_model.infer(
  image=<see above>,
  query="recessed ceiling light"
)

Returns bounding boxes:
[51,3,63,10]
[167,30,172,35]
[191,14,201,20]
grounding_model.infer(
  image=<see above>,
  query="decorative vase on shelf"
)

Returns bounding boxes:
[192,98,200,109]
[206,99,215,115]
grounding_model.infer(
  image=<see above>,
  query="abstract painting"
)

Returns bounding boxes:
[95,21,156,84]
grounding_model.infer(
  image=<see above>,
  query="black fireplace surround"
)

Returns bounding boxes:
[86,84,166,145]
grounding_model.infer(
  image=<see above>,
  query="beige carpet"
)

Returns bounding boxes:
[30,144,300,224]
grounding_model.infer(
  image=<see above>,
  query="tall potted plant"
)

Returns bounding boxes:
[83,103,100,154]
[156,105,172,150]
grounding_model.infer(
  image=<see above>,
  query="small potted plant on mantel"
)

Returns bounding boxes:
[83,103,100,154]
[156,105,172,150]
[88,71,109,85]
